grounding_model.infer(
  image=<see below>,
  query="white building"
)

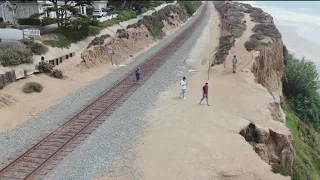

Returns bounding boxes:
[0,0,108,24]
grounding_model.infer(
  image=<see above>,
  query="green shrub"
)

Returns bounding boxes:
[98,19,120,28]
[0,51,32,66]
[30,42,48,55]
[214,35,234,64]
[110,10,121,15]
[283,53,320,131]
[252,23,281,39]
[284,55,319,98]
[0,22,7,29]
[23,82,43,93]
[179,1,196,16]
[282,101,320,179]
[51,69,64,79]
[244,39,261,51]
[88,25,101,36]
[271,164,292,176]
[29,13,43,19]
[41,17,56,26]
[250,33,264,41]
[90,19,100,26]
[127,4,188,39]
[142,7,148,13]
[18,18,41,25]
[117,10,137,21]
[0,40,31,54]
[36,61,54,73]
[42,27,89,48]
[20,39,48,55]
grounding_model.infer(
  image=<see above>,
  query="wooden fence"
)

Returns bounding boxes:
[0,52,75,90]
[0,70,16,90]
[48,52,75,66]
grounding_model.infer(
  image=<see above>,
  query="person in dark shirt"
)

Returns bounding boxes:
[199,82,210,106]
[136,66,141,81]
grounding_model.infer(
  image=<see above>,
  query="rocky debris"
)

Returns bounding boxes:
[87,34,111,48]
[117,29,129,39]
[240,123,294,171]
[268,102,286,123]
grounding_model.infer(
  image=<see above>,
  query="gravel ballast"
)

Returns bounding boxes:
[44,3,211,180]
[0,3,210,179]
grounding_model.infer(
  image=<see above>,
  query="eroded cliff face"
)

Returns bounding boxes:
[240,123,294,171]
[214,1,294,172]
[252,32,284,101]
[252,38,285,122]
[81,25,154,68]
[81,11,186,68]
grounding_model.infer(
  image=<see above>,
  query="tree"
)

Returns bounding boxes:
[1,0,30,25]
[43,0,93,28]
[108,0,153,10]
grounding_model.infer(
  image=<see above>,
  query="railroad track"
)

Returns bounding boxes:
[0,4,207,180]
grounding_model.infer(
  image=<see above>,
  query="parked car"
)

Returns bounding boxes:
[92,9,107,18]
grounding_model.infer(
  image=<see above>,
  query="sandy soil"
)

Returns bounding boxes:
[129,5,290,180]
[0,9,195,132]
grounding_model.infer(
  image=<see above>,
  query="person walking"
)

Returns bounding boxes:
[199,82,210,106]
[107,44,115,66]
[180,77,187,99]
[135,66,141,81]
[232,55,238,73]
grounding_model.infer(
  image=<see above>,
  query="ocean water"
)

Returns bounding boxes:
[238,1,320,68]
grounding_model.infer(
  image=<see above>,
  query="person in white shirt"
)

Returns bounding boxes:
[107,44,115,66]
[180,77,187,99]
[232,55,238,73]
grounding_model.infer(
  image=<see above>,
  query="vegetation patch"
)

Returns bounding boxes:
[127,5,189,39]
[271,164,291,177]
[281,49,320,179]
[242,3,281,52]
[282,102,320,180]
[0,22,7,29]
[18,18,41,25]
[41,17,56,26]
[51,69,64,79]
[0,51,32,67]
[20,39,48,55]
[117,10,137,21]
[214,35,234,64]
[117,29,129,39]
[213,1,246,65]
[88,34,110,48]
[42,27,90,48]
[98,19,120,28]
[0,41,32,67]
[252,23,281,39]
[178,1,196,16]
[36,61,54,73]
[22,82,43,93]
[283,53,320,130]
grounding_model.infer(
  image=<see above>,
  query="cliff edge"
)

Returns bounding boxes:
[213,1,294,172]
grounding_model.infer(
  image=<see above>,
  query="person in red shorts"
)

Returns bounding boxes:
[199,82,210,106]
